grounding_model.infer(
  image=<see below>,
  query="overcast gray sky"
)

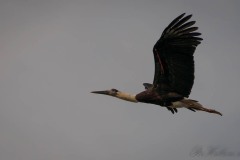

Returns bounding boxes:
[0,0,240,160]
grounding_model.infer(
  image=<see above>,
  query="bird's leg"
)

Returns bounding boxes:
[180,99,222,116]
[195,107,222,116]
[165,101,178,114]
[187,108,196,112]
[167,107,175,114]
[173,108,178,113]
[166,106,178,114]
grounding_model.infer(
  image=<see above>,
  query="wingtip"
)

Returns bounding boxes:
[178,13,186,19]
[186,14,193,19]
[180,13,186,16]
[180,13,192,18]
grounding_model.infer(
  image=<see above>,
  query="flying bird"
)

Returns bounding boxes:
[92,13,222,116]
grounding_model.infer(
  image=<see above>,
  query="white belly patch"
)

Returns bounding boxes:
[171,101,184,108]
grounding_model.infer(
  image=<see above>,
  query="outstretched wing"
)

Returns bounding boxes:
[153,13,202,97]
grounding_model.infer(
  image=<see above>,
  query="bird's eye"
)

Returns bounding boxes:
[111,89,118,92]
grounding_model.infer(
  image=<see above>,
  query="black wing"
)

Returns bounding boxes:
[153,13,202,97]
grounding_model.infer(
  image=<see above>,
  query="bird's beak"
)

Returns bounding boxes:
[91,90,110,95]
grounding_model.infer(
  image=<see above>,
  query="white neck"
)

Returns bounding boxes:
[115,91,138,103]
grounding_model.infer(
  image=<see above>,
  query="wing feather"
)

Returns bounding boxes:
[153,13,202,97]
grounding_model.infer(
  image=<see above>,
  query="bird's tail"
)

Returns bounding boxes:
[180,99,222,116]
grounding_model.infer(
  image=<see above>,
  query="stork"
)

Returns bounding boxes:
[91,13,222,116]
